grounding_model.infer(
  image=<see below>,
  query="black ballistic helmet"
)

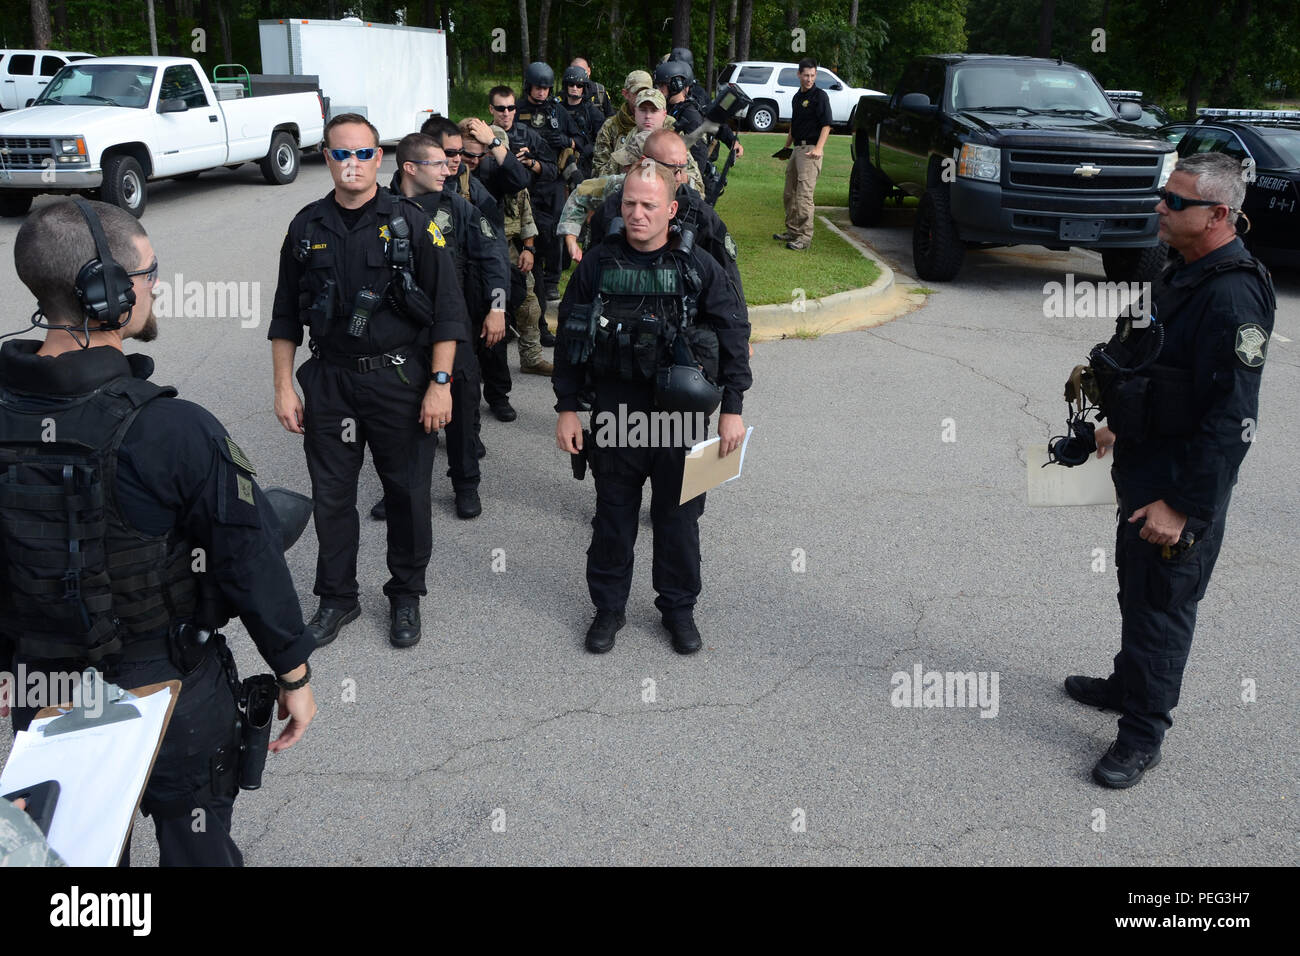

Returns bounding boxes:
[655,363,723,415]
[562,65,588,87]
[653,60,695,95]
[524,61,555,92]
[670,47,695,68]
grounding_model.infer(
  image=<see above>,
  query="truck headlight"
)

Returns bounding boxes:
[52,136,89,164]
[1158,150,1177,187]
[958,143,1000,181]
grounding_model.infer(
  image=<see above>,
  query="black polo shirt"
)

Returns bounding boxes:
[790,86,832,145]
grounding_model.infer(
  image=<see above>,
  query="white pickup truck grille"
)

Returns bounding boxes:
[0,137,53,169]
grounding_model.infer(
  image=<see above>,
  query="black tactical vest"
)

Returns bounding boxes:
[0,377,196,664]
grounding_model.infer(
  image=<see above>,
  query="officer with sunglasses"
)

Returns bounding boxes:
[1063,152,1276,788]
[269,114,469,650]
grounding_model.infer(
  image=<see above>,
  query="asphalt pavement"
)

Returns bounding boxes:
[0,157,1295,866]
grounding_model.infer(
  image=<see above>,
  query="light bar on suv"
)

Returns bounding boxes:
[1198,108,1300,119]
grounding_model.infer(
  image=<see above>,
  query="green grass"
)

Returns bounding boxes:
[909,286,937,295]
[448,74,514,121]
[713,131,879,305]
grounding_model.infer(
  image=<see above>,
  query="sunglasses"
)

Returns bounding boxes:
[127,258,159,286]
[460,149,485,160]
[1157,187,1222,211]
[326,147,378,162]
[490,103,517,112]
[654,160,688,171]
[408,158,450,169]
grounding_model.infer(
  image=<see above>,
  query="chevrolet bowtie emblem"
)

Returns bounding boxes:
[1073,164,1102,177]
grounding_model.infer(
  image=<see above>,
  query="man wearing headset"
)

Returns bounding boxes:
[0,199,316,865]
[1064,152,1275,788]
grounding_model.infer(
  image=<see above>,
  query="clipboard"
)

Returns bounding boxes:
[679,427,754,505]
[2,674,180,866]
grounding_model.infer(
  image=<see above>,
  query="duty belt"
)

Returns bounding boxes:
[313,345,417,374]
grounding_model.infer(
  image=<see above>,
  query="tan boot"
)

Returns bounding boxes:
[521,358,554,375]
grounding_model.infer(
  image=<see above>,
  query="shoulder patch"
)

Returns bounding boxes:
[1234,323,1268,368]
[225,436,256,475]
[723,232,738,261]
[434,209,454,236]
[427,221,446,247]
[480,216,495,239]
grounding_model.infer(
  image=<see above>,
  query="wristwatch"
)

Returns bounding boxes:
[432,370,453,385]
[277,661,311,691]
[521,244,535,254]
[489,136,502,149]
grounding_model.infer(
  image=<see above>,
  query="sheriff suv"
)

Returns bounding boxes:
[1158,109,1300,252]
[849,54,1177,282]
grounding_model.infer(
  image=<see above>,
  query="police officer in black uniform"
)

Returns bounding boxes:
[665,47,711,112]
[416,116,519,423]
[490,83,559,344]
[1,199,316,865]
[554,162,751,655]
[559,65,608,181]
[1063,152,1276,788]
[380,132,508,520]
[654,59,743,186]
[516,63,580,310]
[270,114,468,650]
[571,56,615,118]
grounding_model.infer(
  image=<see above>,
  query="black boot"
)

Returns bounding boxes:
[370,498,386,521]
[585,609,625,654]
[662,614,702,654]
[389,602,421,648]
[1064,675,1121,710]
[1092,741,1161,789]
[306,604,360,648]
[455,487,482,519]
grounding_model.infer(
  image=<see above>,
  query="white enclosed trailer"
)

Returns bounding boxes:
[258,17,448,143]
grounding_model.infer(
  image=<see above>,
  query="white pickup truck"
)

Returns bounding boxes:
[0,56,324,217]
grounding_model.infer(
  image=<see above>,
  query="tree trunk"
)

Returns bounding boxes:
[673,0,692,48]
[706,0,717,93]
[849,0,859,28]
[1211,0,1251,104]
[1037,0,1055,58]
[519,0,531,74]
[737,0,753,62]
[538,0,552,62]
[52,0,67,36]
[726,0,738,59]
[162,0,182,56]
[610,0,624,50]
[31,0,54,47]
[786,2,798,30]
[643,0,656,70]
[439,1,454,86]
[216,0,231,63]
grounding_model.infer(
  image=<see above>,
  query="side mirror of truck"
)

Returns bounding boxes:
[1117,101,1142,121]
[899,92,936,114]
[158,97,188,114]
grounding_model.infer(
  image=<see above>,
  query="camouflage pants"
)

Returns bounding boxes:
[510,245,545,368]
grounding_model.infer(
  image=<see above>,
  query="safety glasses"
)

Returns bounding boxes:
[326,147,378,162]
[1157,187,1222,211]
[127,258,159,286]
[408,158,450,169]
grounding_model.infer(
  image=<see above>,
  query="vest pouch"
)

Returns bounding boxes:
[1102,374,1150,443]
[632,315,663,381]
[679,325,720,381]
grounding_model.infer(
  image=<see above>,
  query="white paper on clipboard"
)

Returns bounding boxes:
[1026,443,1116,507]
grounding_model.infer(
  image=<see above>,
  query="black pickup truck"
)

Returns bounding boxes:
[849,55,1178,282]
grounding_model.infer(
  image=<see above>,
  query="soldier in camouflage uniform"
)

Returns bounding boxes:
[592,70,652,180]
[503,180,551,375]
[0,798,64,867]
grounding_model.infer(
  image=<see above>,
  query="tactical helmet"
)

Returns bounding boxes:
[653,60,695,96]
[524,61,555,92]
[562,65,588,88]
[655,362,723,415]
[670,47,695,68]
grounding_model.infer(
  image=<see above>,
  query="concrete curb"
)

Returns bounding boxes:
[748,207,927,341]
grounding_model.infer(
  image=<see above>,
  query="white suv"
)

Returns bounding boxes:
[1,49,95,110]
[716,61,882,132]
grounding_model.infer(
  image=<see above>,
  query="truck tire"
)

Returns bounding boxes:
[101,154,147,217]
[0,191,35,217]
[748,101,777,132]
[848,158,887,227]
[260,132,299,185]
[913,188,965,281]
[1102,244,1167,283]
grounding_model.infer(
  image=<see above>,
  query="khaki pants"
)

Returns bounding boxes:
[783,145,823,243]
